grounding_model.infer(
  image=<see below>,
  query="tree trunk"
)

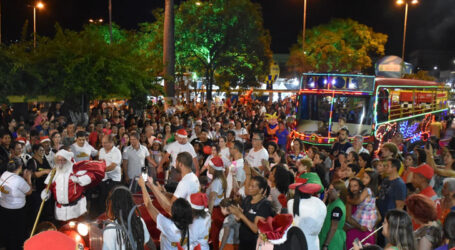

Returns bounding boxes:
[163,0,175,100]
[206,67,214,102]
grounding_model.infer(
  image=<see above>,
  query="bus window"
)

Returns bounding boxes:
[377,89,389,123]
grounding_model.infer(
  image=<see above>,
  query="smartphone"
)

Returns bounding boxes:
[141,172,148,182]
[353,238,360,246]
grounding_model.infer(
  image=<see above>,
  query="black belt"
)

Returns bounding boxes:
[57,195,84,207]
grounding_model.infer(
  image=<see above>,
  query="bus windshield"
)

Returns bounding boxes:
[297,94,373,136]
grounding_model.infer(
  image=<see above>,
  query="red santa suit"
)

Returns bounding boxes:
[42,150,105,221]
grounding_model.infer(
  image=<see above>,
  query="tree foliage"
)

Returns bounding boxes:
[403,70,436,81]
[0,24,162,110]
[139,0,273,99]
[287,18,388,74]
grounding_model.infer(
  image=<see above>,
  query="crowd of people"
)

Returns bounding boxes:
[1,98,455,250]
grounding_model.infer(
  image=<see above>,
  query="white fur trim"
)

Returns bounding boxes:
[176,133,187,138]
[56,149,74,163]
[267,224,292,245]
[190,203,205,210]
[209,161,225,171]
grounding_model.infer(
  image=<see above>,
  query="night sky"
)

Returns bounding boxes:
[2,0,455,59]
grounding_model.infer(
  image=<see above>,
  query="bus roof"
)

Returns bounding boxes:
[375,77,443,88]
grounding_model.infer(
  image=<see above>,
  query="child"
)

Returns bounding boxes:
[219,199,240,250]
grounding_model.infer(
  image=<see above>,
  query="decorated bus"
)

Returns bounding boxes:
[291,73,450,147]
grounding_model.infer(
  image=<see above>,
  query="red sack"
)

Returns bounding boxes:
[73,160,106,188]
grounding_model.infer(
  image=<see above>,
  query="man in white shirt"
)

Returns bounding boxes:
[122,132,154,184]
[71,131,98,163]
[146,152,200,214]
[158,129,199,183]
[95,134,123,215]
[346,135,369,155]
[245,132,269,174]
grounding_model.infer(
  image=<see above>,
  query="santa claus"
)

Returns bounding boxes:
[41,149,105,221]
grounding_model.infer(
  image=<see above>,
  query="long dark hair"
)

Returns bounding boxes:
[292,186,312,217]
[274,164,290,195]
[385,210,416,250]
[363,168,379,196]
[348,177,365,199]
[171,198,193,249]
[107,186,145,250]
[213,169,227,197]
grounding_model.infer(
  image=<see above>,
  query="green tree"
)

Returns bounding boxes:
[139,0,273,100]
[0,24,162,110]
[288,18,387,74]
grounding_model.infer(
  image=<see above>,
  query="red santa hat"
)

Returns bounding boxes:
[40,136,51,143]
[289,178,321,194]
[56,149,74,163]
[16,137,27,144]
[257,214,294,245]
[209,156,225,171]
[195,120,203,125]
[24,231,77,250]
[229,120,235,125]
[176,129,188,138]
[190,192,208,210]
[153,138,162,145]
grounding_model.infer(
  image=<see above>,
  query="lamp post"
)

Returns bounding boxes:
[396,0,418,61]
[108,0,112,44]
[33,2,44,48]
[302,0,307,55]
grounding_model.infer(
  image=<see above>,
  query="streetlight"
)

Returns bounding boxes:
[302,0,308,56]
[396,0,418,61]
[89,18,104,24]
[33,2,44,48]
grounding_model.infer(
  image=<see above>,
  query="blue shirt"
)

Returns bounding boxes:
[276,129,289,146]
[377,177,407,217]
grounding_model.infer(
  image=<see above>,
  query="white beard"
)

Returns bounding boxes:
[56,161,73,175]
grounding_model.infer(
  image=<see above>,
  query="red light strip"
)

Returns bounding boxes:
[298,89,369,95]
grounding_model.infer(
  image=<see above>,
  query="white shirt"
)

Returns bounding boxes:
[219,147,230,162]
[287,197,327,250]
[207,178,224,207]
[165,141,197,168]
[0,171,30,209]
[157,214,188,250]
[103,218,150,250]
[346,146,369,155]
[123,145,150,179]
[226,158,246,197]
[245,147,269,170]
[99,146,122,182]
[233,128,248,143]
[45,150,55,168]
[174,172,200,202]
[71,142,98,162]
[189,216,211,250]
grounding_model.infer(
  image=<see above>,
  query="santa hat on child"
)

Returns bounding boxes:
[209,156,225,171]
[24,231,77,250]
[56,149,74,163]
[153,138,162,145]
[176,129,188,138]
[257,214,294,245]
[190,192,208,210]
[40,136,51,143]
